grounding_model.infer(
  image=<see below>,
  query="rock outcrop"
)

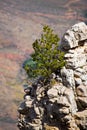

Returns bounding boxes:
[61,22,87,50]
[17,22,87,130]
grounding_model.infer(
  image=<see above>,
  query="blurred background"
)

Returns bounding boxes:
[0,0,87,129]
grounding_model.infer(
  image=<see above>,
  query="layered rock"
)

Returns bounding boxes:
[61,22,87,50]
[17,22,87,130]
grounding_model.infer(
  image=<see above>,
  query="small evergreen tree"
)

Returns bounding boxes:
[24,25,65,79]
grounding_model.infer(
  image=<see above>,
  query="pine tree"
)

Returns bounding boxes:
[24,25,65,79]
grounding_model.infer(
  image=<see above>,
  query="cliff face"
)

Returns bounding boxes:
[17,22,87,130]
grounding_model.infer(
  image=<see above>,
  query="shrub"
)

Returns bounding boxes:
[24,25,65,79]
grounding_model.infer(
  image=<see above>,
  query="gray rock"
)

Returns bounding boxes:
[61,67,75,88]
[80,74,87,82]
[74,67,87,85]
[28,121,42,130]
[75,110,87,129]
[65,51,86,69]
[47,88,58,98]
[75,77,82,86]
[25,95,31,100]
[48,84,77,114]
[25,97,34,108]
[76,85,87,97]
[83,81,87,86]
[64,88,77,114]
[61,22,87,50]
[56,75,62,82]
[75,68,84,73]
[51,73,56,79]
[77,97,87,108]
[74,71,81,78]
[33,105,44,118]
[18,101,28,115]
[83,65,87,72]
[25,100,33,108]
[59,107,70,114]
[76,85,87,108]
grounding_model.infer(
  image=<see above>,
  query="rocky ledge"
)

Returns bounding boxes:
[17,22,87,130]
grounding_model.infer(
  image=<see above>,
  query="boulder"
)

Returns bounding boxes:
[61,22,87,50]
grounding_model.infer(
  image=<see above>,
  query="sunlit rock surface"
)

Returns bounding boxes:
[18,22,87,130]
